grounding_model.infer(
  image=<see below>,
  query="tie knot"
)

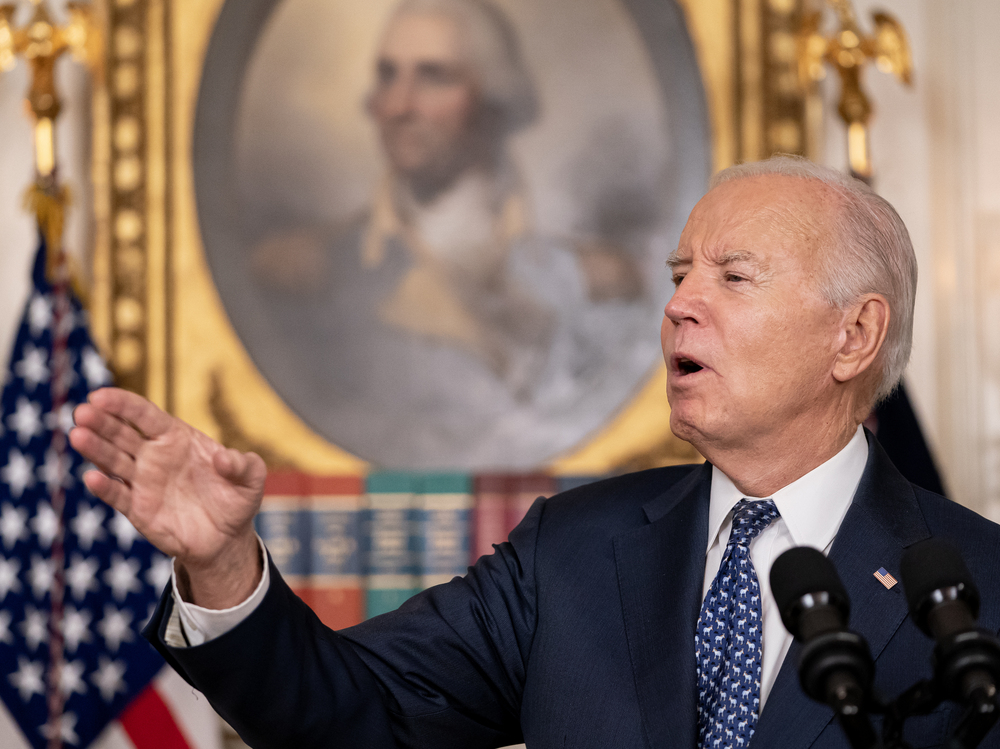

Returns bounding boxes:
[728,499,779,546]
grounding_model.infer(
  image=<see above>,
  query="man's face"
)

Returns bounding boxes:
[661,175,846,454]
[368,13,481,188]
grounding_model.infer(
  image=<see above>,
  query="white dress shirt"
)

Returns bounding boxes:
[703,425,869,707]
[166,425,870,682]
[164,535,271,647]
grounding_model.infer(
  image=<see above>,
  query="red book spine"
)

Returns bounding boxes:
[506,474,557,536]
[472,474,510,563]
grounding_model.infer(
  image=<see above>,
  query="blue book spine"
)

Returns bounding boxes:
[416,473,473,589]
[307,477,366,628]
[255,497,311,585]
[364,472,419,618]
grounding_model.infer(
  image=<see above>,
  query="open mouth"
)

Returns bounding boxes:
[674,355,705,376]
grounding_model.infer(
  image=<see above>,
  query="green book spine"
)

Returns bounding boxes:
[364,471,419,617]
[416,472,473,590]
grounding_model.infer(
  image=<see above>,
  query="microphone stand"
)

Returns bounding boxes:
[824,639,1000,749]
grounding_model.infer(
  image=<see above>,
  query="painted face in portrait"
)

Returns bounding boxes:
[367,12,486,199]
[661,175,848,454]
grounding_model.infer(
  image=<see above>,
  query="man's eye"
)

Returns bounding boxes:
[725,273,747,283]
[417,63,461,86]
[672,274,685,287]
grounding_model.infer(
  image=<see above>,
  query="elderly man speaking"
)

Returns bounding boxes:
[71,157,1000,749]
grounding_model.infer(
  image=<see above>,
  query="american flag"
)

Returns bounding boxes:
[0,240,219,749]
[874,567,898,590]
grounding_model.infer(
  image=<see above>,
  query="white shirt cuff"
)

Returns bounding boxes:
[163,535,271,648]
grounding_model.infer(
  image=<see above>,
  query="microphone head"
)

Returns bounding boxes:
[900,537,980,635]
[770,546,849,638]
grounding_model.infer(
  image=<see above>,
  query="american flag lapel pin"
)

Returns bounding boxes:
[874,567,898,589]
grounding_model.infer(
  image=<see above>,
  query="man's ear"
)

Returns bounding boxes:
[832,294,890,384]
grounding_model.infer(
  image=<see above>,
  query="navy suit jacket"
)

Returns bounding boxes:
[146,433,1000,748]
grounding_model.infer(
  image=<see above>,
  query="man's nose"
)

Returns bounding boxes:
[379,76,417,118]
[663,274,706,326]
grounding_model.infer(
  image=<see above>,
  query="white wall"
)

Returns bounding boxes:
[823,0,1000,516]
[819,0,937,433]
[1,1,999,516]
[0,41,38,371]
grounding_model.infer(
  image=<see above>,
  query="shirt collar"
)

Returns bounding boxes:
[706,425,869,552]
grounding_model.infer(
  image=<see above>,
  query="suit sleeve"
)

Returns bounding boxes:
[143,497,544,749]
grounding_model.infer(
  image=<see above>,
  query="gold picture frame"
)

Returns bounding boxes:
[88,0,818,475]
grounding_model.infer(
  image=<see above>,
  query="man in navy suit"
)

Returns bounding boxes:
[71,156,1000,748]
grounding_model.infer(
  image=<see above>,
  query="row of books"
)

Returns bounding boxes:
[254,471,601,630]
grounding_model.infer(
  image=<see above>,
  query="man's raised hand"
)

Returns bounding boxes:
[70,387,267,609]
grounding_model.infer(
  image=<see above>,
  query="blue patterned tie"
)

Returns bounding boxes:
[695,499,780,749]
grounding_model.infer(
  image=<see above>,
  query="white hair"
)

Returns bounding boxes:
[387,0,539,134]
[711,156,917,403]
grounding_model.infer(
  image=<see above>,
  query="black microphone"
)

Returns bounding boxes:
[900,538,1000,705]
[771,547,877,748]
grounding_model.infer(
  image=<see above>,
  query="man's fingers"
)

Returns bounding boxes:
[73,402,146,458]
[87,387,175,439]
[82,468,132,516]
[69,425,137,484]
[213,449,267,490]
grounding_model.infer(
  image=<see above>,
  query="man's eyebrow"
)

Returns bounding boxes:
[665,251,686,269]
[664,249,767,270]
[714,250,765,268]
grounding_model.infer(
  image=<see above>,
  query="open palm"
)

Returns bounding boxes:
[70,387,266,572]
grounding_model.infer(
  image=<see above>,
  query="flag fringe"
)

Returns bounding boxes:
[22,184,89,306]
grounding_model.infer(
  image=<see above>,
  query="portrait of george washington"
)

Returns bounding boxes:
[194,0,710,469]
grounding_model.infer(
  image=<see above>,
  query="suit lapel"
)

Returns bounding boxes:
[614,463,712,748]
[752,432,930,748]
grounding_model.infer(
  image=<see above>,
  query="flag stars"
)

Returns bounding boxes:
[65,553,100,600]
[104,554,142,600]
[82,346,112,388]
[27,293,52,337]
[9,656,45,702]
[0,502,29,549]
[58,659,88,697]
[70,503,106,551]
[3,258,169,746]
[39,447,71,493]
[30,500,59,548]
[40,711,80,746]
[110,511,140,552]
[61,606,94,653]
[91,656,128,702]
[97,605,134,652]
[27,553,55,599]
[0,556,22,601]
[14,344,49,391]
[1,449,35,498]
[20,606,48,651]
[7,397,43,445]
[146,553,172,593]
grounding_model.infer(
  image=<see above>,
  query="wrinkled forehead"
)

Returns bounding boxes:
[378,11,467,65]
[682,175,840,262]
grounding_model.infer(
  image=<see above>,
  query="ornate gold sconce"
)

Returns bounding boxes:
[0,0,100,287]
[797,0,911,181]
